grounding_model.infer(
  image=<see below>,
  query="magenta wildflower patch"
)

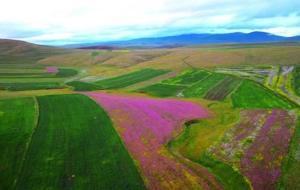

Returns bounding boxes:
[45,66,58,73]
[210,109,297,190]
[240,110,296,190]
[85,92,214,189]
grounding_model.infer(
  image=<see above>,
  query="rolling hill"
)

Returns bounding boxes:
[0,39,72,64]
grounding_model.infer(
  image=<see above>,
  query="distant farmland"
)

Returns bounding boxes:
[0,40,300,190]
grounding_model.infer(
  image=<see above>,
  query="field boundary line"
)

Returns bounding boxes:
[13,96,40,189]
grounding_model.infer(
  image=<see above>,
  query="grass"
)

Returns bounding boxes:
[204,76,241,101]
[170,102,239,160]
[231,80,297,109]
[183,73,226,97]
[15,94,145,190]
[163,69,211,85]
[169,102,250,190]
[137,83,186,97]
[277,117,300,190]
[95,69,169,89]
[0,82,64,91]
[0,97,37,190]
[198,153,250,190]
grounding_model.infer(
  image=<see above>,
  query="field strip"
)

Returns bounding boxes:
[124,71,179,91]
[13,97,40,188]
[0,97,37,189]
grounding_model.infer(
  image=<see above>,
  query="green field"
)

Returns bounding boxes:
[183,73,226,97]
[231,80,297,109]
[15,94,145,189]
[0,82,64,91]
[0,98,37,190]
[137,83,186,97]
[163,69,211,85]
[95,69,169,89]
[204,76,241,101]
[198,153,250,190]
[55,68,78,78]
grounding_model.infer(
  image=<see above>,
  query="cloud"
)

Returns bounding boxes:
[0,0,299,44]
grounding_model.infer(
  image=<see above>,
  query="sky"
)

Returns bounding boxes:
[0,0,300,45]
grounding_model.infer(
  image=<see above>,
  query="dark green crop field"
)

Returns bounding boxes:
[231,80,297,109]
[0,97,37,190]
[95,69,169,89]
[0,82,64,91]
[14,94,145,190]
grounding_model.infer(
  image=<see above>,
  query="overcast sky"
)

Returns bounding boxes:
[0,0,300,45]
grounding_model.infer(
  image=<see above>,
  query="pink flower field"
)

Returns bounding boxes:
[85,92,220,190]
[210,109,297,190]
[241,110,296,190]
[46,66,58,73]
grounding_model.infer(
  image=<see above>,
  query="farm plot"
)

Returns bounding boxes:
[138,83,186,97]
[231,80,297,109]
[204,76,241,101]
[0,82,64,91]
[136,69,211,97]
[163,69,211,85]
[16,94,145,190]
[0,97,37,190]
[0,65,78,91]
[209,110,297,189]
[85,92,222,190]
[95,69,169,89]
[183,73,226,98]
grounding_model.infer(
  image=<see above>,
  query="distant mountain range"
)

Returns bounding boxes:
[65,31,300,49]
